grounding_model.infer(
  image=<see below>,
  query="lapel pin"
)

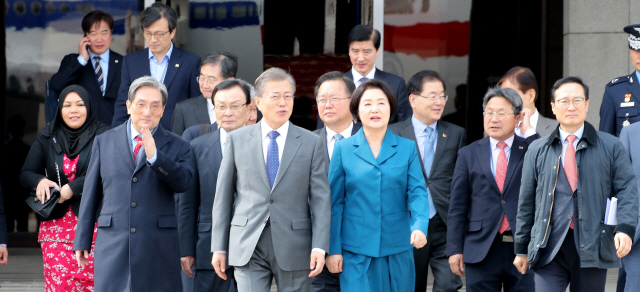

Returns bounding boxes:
[519,146,524,149]
[175,64,180,67]
[115,60,118,63]
[625,94,631,102]
[442,133,447,137]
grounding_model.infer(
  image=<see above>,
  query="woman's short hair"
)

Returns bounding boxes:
[349,79,398,122]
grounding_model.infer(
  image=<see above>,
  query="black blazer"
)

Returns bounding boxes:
[178,129,223,269]
[112,47,201,129]
[181,123,218,142]
[50,51,123,126]
[171,95,211,135]
[19,125,109,220]
[0,185,7,244]
[447,134,538,263]
[389,119,467,225]
[313,122,362,174]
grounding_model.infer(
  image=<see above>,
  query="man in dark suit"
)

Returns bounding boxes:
[172,51,238,135]
[178,80,251,292]
[50,10,123,125]
[447,86,536,292]
[600,24,640,136]
[112,3,200,129]
[74,76,194,291]
[389,70,466,292]
[310,71,361,292]
[0,185,8,266]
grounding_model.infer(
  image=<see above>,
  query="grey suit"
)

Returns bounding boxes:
[172,95,211,136]
[211,122,331,291]
[389,118,466,292]
[536,115,559,137]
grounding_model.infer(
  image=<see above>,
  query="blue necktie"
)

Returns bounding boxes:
[93,56,104,95]
[334,133,344,142]
[266,130,280,188]
[358,76,368,86]
[423,127,437,219]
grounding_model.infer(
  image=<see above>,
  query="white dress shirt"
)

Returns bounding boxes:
[207,98,216,124]
[219,127,228,155]
[351,66,376,88]
[326,123,354,160]
[515,109,540,137]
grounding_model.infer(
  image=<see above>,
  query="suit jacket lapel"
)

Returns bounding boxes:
[502,137,525,193]
[353,130,378,167]
[272,125,302,190]
[208,129,222,170]
[475,138,501,194]
[117,125,135,172]
[163,48,182,88]
[430,122,449,177]
[194,97,211,124]
[376,129,398,165]
[344,70,354,81]
[374,68,386,82]
[106,51,120,92]
[317,127,330,173]
[75,141,93,175]
[249,125,271,189]
[351,122,362,135]
[139,48,152,77]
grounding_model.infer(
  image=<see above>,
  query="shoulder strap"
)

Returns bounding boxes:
[198,124,211,137]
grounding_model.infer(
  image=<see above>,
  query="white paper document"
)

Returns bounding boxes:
[604,197,618,226]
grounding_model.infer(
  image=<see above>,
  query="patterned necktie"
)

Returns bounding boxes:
[496,142,510,234]
[93,56,104,95]
[423,127,438,218]
[133,135,142,162]
[266,130,280,188]
[565,135,578,229]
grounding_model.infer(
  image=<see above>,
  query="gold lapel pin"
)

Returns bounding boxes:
[625,94,631,102]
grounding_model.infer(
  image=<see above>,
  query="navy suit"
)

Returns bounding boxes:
[182,123,219,142]
[178,129,235,291]
[618,123,640,292]
[599,72,640,136]
[50,51,123,125]
[448,135,536,292]
[111,47,201,129]
[73,122,194,291]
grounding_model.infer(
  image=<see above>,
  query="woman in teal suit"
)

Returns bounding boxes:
[326,79,431,291]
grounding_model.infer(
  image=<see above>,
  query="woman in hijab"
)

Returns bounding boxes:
[20,85,109,291]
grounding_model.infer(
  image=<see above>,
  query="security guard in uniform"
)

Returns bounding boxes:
[600,24,640,136]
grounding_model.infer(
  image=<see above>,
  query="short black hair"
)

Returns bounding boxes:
[211,79,251,107]
[314,71,356,99]
[201,51,238,79]
[81,10,114,35]
[407,70,446,95]
[347,25,381,50]
[550,76,589,101]
[499,66,539,102]
[350,79,398,122]
[140,2,178,32]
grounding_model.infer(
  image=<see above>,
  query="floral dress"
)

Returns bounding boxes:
[38,154,97,292]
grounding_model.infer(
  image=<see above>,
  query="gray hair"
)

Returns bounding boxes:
[237,79,257,100]
[482,86,523,114]
[128,76,168,106]
[201,51,238,79]
[254,67,296,97]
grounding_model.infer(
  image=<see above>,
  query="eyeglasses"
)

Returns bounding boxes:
[143,31,171,39]
[483,111,515,121]
[214,103,248,112]
[555,97,586,107]
[196,76,218,85]
[414,94,448,102]
[266,94,294,102]
[317,97,349,106]
[134,102,163,113]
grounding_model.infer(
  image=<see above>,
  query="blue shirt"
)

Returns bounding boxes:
[128,119,158,165]
[77,49,110,93]
[149,43,173,83]
[558,124,585,167]
[411,115,438,160]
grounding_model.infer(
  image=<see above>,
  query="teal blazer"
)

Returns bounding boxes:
[328,128,430,258]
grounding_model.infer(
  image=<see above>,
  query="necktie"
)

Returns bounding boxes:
[423,127,437,218]
[358,76,368,86]
[93,56,104,95]
[133,135,142,162]
[334,133,344,142]
[565,135,578,229]
[496,142,510,234]
[266,130,280,188]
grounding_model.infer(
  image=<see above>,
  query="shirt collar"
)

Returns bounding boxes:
[149,42,173,62]
[489,134,515,151]
[351,66,376,81]
[411,115,437,136]
[261,120,289,140]
[326,122,354,141]
[558,123,585,143]
[89,49,110,62]
[635,70,640,83]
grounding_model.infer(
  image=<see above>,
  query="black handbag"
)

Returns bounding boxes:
[25,162,61,218]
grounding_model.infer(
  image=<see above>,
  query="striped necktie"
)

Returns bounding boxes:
[93,56,104,95]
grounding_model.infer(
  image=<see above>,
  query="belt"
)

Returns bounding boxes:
[496,232,514,243]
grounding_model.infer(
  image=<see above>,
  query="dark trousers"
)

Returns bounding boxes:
[465,232,534,292]
[414,214,462,292]
[194,268,236,292]
[311,265,340,292]
[533,231,607,292]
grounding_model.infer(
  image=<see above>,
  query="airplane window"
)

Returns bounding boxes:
[13,1,25,15]
[248,5,254,17]
[75,4,94,14]
[59,2,71,13]
[215,5,226,20]
[46,2,55,14]
[232,4,246,18]
[194,6,205,19]
[31,2,41,15]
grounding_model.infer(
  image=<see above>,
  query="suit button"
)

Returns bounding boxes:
[131,228,136,234]
[579,217,582,221]
[132,177,138,183]
[501,200,506,204]
[580,244,584,248]
[270,199,274,204]
[131,202,137,208]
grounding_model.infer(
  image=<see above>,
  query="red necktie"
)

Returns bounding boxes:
[565,135,578,229]
[496,142,510,234]
[133,136,143,162]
